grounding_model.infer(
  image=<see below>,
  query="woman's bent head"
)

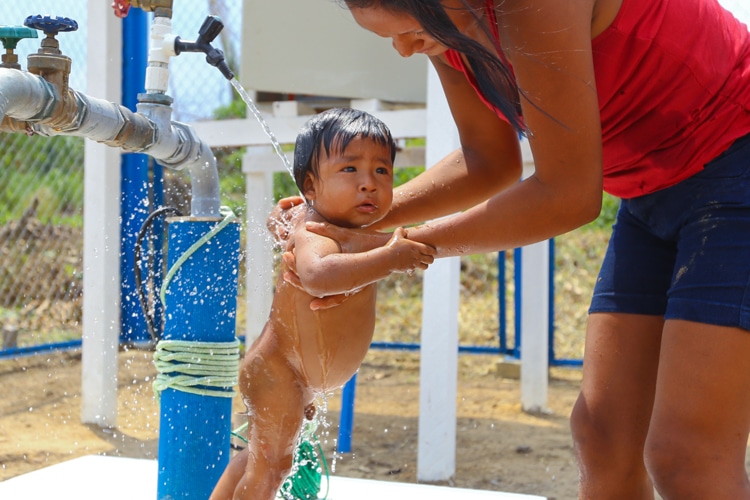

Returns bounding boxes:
[340,0,525,133]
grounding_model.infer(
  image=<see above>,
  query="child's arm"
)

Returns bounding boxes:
[294,226,435,298]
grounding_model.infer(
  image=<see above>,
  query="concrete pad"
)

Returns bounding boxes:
[0,455,547,499]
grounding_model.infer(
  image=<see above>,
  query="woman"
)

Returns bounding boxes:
[280,0,750,497]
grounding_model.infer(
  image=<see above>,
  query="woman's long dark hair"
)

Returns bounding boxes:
[342,0,525,134]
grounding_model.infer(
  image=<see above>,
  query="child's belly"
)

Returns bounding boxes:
[295,289,376,391]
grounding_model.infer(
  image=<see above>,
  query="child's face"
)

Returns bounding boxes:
[304,136,394,228]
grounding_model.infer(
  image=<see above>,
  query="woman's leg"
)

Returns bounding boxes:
[571,312,664,499]
[645,319,750,499]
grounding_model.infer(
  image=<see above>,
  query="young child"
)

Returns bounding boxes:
[210,108,435,500]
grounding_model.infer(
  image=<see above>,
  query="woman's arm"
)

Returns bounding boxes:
[302,0,604,263]
[387,0,604,256]
[293,226,435,298]
[372,57,524,231]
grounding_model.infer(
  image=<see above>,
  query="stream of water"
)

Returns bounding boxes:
[229,78,296,182]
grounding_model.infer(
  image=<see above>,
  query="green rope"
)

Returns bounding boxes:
[152,339,240,399]
[152,207,241,398]
[159,206,239,306]
[231,421,330,500]
[279,438,329,500]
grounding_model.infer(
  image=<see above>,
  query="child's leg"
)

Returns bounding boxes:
[209,447,249,500]
[233,353,312,500]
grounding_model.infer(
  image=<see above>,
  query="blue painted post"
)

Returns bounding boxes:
[548,238,556,364]
[513,247,522,358]
[120,8,153,344]
[157,218,240,500]
[338,374,357,453]
[497,251,508,354]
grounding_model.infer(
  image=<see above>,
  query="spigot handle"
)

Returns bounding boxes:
[196,16,224,45]
[24,15,79,36]
[113,1,132,18]
[172,15,235,80]
[0,26,38,50]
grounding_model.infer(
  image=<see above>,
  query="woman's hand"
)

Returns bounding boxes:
[267,195,305,244]
[304,221,392,254]
[384,227,436,274]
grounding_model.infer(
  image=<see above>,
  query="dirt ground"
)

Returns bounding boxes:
[0,347,582,499]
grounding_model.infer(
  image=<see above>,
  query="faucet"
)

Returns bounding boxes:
[0,12,232,218]
[0,25,37,70]
[173,16,235,81]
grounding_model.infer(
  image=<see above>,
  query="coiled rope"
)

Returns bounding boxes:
[152,207,240,399]
[152,339,240,398]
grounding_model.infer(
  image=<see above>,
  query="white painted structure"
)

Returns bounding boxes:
[241,0,427,103]
[81,1,123,427]
[416,66,462,481]
[0,455,546,499]
[520,241,550,413]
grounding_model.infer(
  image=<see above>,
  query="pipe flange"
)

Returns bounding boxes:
[138,92,174,106]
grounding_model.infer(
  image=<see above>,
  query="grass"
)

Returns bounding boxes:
[370,224,609,362]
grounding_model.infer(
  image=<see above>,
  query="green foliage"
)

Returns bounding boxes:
[274,172,299,200]
[583,192,620,231]
[213,96,247,120]
[214,146,245,215]
[0,134,84,226]
[394,165,424,187]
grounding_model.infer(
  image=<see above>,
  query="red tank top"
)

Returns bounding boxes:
[444,0,750,198]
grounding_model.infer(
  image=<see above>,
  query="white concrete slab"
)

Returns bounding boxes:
[0,455,156,500]
[0,455,547,499]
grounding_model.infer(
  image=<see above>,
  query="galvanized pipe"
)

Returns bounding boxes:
[0,67,220,217]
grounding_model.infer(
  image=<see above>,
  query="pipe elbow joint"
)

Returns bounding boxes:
[139,114,220,217]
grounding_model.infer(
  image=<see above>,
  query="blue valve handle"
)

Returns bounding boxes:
[24,15,78,36]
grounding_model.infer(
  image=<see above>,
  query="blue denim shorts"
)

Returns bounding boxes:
[589,132,750,330]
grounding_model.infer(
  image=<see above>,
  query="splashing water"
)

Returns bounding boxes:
[229,78,295,182]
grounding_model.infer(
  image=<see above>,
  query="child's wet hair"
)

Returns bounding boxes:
[293,108,397,194]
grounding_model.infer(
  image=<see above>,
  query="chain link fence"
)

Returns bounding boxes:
[1,0,593,363]
[0,0,242,353]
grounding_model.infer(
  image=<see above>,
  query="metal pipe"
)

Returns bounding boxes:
[0,68,55,125]
[0,67,220,217]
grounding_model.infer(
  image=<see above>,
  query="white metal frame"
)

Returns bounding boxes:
[81,2,122,427]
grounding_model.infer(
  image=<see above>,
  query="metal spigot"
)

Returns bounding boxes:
[0,26,38,69]
[22,15,79,131]
[173,16,234,80]
[114,0,174,19]
[23,15,78,92]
